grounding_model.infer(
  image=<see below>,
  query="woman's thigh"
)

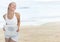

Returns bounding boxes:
[5,38,10,42]
[10,39,16,42]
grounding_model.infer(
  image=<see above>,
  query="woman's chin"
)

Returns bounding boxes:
[11,10,15,12]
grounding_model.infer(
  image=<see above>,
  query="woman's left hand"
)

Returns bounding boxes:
[16,28,20,32]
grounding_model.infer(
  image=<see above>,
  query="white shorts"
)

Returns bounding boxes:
[5,31,18,42]
[4,25,18,42]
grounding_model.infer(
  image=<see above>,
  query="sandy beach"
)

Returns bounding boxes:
[1,22,60,42]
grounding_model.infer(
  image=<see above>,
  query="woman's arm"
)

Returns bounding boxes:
[15,12,20,32]
[3,14,6,31]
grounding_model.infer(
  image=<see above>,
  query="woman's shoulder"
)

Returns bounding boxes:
[15,12,20,16]
[15,12,20,19]
[3,13,7,19]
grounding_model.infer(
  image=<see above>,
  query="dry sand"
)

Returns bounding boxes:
[1,22,60,42]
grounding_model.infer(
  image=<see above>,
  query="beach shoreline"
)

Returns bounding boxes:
[0,22,60,42]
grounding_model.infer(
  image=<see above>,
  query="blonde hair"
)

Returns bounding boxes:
[8,2,16,10]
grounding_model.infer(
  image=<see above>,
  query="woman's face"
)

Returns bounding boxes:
[9,3,16,11]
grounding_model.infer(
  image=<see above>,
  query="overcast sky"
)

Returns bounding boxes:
[0,0,60,7]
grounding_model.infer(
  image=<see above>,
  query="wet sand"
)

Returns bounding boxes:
[1,22,60,42]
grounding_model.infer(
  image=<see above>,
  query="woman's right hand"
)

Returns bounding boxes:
[3,28,5,31]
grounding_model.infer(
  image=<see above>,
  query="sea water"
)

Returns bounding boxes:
[0,1,60,28]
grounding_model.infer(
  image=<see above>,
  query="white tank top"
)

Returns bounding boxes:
[5,13,17,25]
[5,13,18,31]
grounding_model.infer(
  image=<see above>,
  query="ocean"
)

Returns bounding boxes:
[0,1,60,28]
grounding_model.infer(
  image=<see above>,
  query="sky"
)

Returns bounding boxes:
[0,0,60,8]
[34,0,60,1]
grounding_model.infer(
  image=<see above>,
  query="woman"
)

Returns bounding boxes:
[3,2,20,42]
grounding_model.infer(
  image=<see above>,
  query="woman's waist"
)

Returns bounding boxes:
[5,24,18,26]
[4,25,18,31]
[5,25,18,28]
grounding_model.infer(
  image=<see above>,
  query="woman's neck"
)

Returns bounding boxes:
[8,10,14,15]
[7,10,15,19]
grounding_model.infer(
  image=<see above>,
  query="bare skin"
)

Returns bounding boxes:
[3,2,20,42]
